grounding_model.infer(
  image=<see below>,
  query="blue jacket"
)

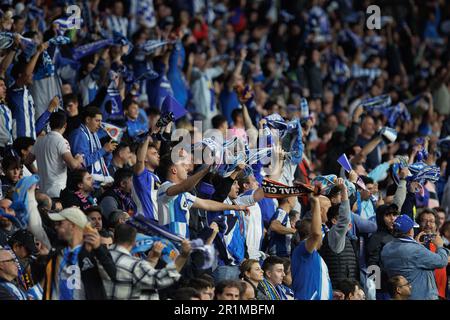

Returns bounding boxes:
[69,127,112,172]
[381,237,449,300]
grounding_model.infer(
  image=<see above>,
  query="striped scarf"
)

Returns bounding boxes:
[259,278,287,300]
[79,124,110,179]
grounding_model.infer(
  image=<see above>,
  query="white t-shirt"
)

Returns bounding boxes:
[241,190,263,260]
[33,131,71,198]
[157,181,197,239]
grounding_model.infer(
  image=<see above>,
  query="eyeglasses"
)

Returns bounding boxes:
[398,282,411,288]
[0,258,15,263]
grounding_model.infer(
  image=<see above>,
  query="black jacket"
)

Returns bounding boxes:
[366,208,396,293]
[39,244,116,300]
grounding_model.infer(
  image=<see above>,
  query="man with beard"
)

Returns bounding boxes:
[40,207,116,300]
[414,209,448,299]
[99,168,136,219]
[60,169,97,210]
[367,204,400,299]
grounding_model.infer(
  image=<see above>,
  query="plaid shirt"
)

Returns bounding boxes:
[103,245,180,300]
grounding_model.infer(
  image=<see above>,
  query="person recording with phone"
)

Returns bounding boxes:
[415,209,449,299]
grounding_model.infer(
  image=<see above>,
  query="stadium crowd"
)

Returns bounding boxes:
[0,0,450,301]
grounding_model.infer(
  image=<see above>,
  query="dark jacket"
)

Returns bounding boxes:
[319,233,359,288]
[366,205,396,294]
[59,188,96,211]
[39,244,116,300]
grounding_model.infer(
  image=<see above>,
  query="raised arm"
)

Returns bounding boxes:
[134,135,151,176]
[305,195,323,253]
[17,42,48,86]
[192,197,250,212]
[165,165,211,197]
[360,136,382,158]
[327,178,351,254]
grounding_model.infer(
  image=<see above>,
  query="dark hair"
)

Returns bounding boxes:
[327,185,341,199]
[187,278,214,291]
[67,168,89,191]
[155,154,175,180]
[387,275,405,297]
[262,255,285,273]
[296,218,312,241]
[282,257,291,273]
[13,137,35,157]
[114,223,137,245]
[147,107,161,116]
[416,208,440,229]
[386,184,397,197]
[212,115,227,129]
[198,273,215,287]
[358,175,374,186]
[440,220,450,235]
[82,106,102,123]
[215,280,244,297]
[84,206,103,216]
[112,142,130,157]
[326,204,340,227]
[172,287,201,300]
[337,278,362,299]
[434,206,446,215]
[123,97,138,112]
[113,168,133,188]
[289,210,300,221]
[62,93,78,108]
[1,155,21,171]
[231,108,243,123]
[49,111,67,130]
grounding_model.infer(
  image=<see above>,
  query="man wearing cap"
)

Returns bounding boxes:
[41,207,116,300]
[8,229,41,299]
[381,214,450,300]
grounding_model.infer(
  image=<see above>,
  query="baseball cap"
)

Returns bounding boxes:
[48,207,88,229]
[8,229,39,257]
[393,214,419,233]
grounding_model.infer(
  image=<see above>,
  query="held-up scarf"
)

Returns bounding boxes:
[262,178,314,198]
[58,245,82,300]
[79,124,110,180]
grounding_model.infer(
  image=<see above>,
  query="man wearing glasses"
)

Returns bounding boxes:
[387,275,412,300]
[0,247,27,300]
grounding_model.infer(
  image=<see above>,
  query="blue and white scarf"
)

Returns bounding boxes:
[139,39,171,55]
[79,124,110,179]
[9,175,40,229]
[58,245,82,300]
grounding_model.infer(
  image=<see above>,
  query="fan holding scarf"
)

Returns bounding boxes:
[69,106,116,188]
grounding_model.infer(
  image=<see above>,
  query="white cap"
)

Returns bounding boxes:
[48,207,88,229]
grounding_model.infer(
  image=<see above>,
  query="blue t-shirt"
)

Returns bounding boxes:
[292,241,332,300]
[132,168,160,221]
[126,118,147,138]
